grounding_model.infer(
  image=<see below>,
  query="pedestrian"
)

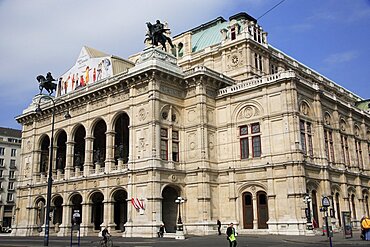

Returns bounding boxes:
[226,222,237,247]
[217,219,222,235]
[361,215,370,240]
[157,224,165,237]
[101,226,110,246]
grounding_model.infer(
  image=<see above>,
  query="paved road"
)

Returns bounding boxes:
[0,232,369,247]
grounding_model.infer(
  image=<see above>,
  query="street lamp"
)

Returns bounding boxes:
[35,95,70,246]
[175,196,185,226]
[174,196,185,240]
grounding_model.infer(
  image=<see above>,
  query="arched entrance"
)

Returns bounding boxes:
[112,189,127,231]
[56,131,67,173]
[311,190,319,226]
[52,195,63,226]
[73,125,86,171]
[91,192,104,230]
[242,192,253,229]
[162,186,179,233]
[335,192,341,227]
[35,198,46,228]
[39,136,50,173]
[257,191,268,229]
[93,120,107,168]
[70,194,82,224]
[114,113,130,164]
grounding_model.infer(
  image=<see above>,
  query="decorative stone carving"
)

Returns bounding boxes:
[238,105,258,119]
[227,50,243,70]
[340,120,347,132]
[161,111,168,120]
[188,109,196,122]
[354,126,360,137]
[300,102,309,116]
[26,139,32,151]
[138,108,147,121]
[111,91,129,103]
[324,112,331,126]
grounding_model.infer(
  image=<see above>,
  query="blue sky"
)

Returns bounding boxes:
[0,0,369,129]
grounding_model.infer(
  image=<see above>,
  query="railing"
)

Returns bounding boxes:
[218,71,295,97]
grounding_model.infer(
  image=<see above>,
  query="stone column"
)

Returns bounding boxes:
[32,150,41,182]
[80,202,91,236]
[64,141,75,180]
[102,201,115,232]
[84,136,94,176]
[105,130,116,173]
[59,203,71,236]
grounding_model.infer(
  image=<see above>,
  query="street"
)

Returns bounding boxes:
[0,232,369,247]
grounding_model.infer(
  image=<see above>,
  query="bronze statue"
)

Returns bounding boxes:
[36,72,57,95]
[145,20,174,51]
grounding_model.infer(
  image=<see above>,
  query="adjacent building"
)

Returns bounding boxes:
[0,127,22,231]
[13,12,370,237]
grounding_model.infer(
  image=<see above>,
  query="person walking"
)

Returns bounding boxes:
[157,224,165,238]
[101,227,110,246]
[217,219,222,235]
[226,222,237,247]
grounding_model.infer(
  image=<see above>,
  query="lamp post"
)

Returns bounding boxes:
[304,194,312,230]
[35,95,70,246]
[174,196,185,240]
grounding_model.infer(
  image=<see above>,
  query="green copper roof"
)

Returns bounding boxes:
[191,19,228,53]
[355,100,370,110]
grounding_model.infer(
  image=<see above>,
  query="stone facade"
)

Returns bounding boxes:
[13,13,370,237]
[0,127,21,231]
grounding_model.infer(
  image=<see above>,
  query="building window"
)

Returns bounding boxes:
[355,140,363,167]
[300,120,313,156]
[270,63,278,74]
[11,149,16,157]
[160,128,168,160]
[9,170,15,179]
[172,130,179,162]
[351,194,357,219]
[251,123,261,157]
[240,123,261,159]
[10,159,16,168]
[0,170,3,178]
[0,181,2,189]
[231,26,236,40]
[340,135,350,165]
[324,130,335,162]
[8,182,14,190]
[254,53,263,71]
[0,147,4,156]
[7,193,13,202]
[0,158,4,167]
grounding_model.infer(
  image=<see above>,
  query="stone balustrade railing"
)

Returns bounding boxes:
[218,70,296,97]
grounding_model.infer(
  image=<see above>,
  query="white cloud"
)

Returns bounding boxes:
[324,51,358,65]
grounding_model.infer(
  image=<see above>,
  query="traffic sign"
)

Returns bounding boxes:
[322,196,330,207]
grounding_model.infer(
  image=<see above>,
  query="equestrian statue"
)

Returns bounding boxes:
[145,20,174,51]
[36,72,57,95]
